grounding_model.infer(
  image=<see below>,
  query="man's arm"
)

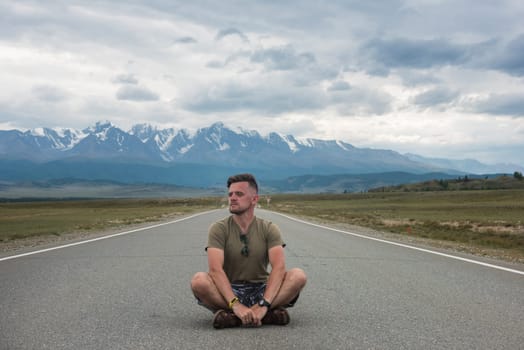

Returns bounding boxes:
[207,247,256,325]
[207,247,235,305]
[264,245,286,303]
[251,245,286,324]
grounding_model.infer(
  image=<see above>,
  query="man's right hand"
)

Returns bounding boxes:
[232,303,257,326]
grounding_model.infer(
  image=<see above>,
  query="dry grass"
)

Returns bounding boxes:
[0,198,219,243]
[269,190,524,262]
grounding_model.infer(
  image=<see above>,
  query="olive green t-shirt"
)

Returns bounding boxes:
[207,216,285,283]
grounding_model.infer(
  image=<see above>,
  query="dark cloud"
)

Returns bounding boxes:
[327,81,351,91]
[399,71,441,87]
[116,86,159,102]
[490,34,524,76]
[215,28,249,42]
[470,93,524,117]
[250,45,316,71]
[361,38,472,74]
[174,36,197,44]
[184,82,324,114]
[412,87,459,108]
[362,35,524,79]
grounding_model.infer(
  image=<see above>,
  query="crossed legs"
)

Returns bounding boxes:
[191,268,307,311]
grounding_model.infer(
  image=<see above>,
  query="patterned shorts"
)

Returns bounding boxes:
[231,282,266,307]
[196,282,299,312]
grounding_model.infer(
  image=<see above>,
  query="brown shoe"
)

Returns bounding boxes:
[262,308,290,326]
[213,309,241,329]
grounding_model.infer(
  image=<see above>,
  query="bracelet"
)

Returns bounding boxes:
[228,297,239,310]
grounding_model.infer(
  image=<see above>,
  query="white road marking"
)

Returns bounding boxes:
[4,208,522,276]
[0,210,217,262]
[273,212,524,276]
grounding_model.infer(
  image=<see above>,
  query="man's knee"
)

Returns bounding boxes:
[287,268,307,288]
[190,272,210,293]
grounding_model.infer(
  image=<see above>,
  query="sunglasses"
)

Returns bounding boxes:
[240,234,249,257]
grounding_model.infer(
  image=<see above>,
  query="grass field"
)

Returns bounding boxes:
[0,198,219,242]
[269,190,524,261]
[1,190,523,262]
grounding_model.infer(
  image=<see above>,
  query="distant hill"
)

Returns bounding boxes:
[2,173,521,199]
[0,178,223,200]
[263,172,463,193]
[403,153,521,175]
[368,173,524,192]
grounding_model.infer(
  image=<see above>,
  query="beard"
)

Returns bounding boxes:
[229,201,250,215]
[229,206,248,215]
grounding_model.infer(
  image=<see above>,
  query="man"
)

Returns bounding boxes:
[190,173,307,329]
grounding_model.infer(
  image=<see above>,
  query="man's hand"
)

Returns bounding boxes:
[250,304,269,327]
[232,303,257,326]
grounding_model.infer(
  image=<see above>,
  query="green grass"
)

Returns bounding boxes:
[270,190,524,260]
[0,198,219,242]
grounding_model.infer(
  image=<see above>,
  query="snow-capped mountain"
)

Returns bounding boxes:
[1,121,521,187]
[0,126,85,160]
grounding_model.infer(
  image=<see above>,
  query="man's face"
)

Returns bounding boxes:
[228,181,258,215]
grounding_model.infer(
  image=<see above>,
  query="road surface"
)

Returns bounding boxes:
[1,209,523,349]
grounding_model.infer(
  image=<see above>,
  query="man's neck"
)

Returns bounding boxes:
[233,210,255,233]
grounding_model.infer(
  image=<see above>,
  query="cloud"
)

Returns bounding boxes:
[174,36,197,44]
[184,81,325,114]
[360,38,473,74]
[412,87,459,108]
[215,27,249,42]
[468,93,524,117]
[399,71,441,87]
[112,74,138,85]
[489,34,524,77]
[206,60,225,69]
[1,0,524,165]
[363,34,524,79]
[332,87,393,116]
[327,80,351,91]
[116,86,159,102]
[31,85,69,102]
[250,45,316,71]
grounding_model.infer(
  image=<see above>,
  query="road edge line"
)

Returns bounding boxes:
[272,211,524,276]
[0,210,218,262]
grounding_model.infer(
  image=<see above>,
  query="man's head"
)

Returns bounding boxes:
[227,173,258,193]
[227,173,259,215]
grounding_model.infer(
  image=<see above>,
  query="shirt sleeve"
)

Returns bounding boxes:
[266,222,285,249]
[207,221,227,250]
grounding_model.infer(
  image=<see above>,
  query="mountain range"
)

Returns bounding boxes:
[0,121,521,190]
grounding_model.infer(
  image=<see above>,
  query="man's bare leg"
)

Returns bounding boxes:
[190,272,227,310]
[192,268,306,311]
[270,268,307,308]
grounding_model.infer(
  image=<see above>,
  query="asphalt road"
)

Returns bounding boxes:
[1,209,523,350]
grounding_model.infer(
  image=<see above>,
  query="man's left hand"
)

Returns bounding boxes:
[250,304,268,327]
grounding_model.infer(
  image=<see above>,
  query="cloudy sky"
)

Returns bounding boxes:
[1,0,523,165]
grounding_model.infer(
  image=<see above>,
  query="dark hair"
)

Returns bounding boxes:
[227,173,258,193]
